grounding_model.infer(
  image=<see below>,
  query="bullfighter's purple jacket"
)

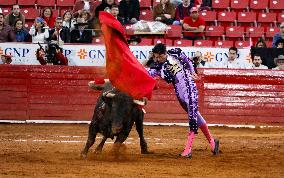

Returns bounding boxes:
[147,48,206,134]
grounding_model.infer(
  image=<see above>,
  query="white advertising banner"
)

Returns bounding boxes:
[0,43,251,66]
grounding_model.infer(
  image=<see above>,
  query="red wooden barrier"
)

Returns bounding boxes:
[0,65,284,124]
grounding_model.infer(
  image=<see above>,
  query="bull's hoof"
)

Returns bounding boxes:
[141,150,154,154]
[80,152,87,159]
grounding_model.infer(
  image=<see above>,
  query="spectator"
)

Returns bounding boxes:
[48,17,70,44]
[0,13,16,42]
[173,0,193,25]
[272,22,284,48]
[73,0,97,18]
[251,54,268,69]
[110,5,124,25]
[255,38,267,48]
[62,11,76,29]
[127,36,141,45]
[192,51,209,69]
[29,17,49,44]
[272,55,284,70]
[0,8,2,13]
[183,7,205,40]
[70,18,92,43]
[211,47,251,69]
[36,43,68,65]
[79,9,92,22]
[14,19,31,42]
[5,4,25,27]
[41,7,56,29]
[194,0,212,11]
[275,38,284,48]
[95,0,115,18]
[0,54,12,64]
[119,0,140,24]
[153,0,176,25]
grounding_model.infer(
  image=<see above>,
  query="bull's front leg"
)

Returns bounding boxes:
[81,122,98,158]
[135,112,151,154]
[94,136,107,154]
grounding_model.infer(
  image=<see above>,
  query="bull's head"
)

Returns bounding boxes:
[104,92,146,135]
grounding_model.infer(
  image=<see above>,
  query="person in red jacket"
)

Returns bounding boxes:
[36,43,68,65]
[41,7,56,29]
[183,6,205,40]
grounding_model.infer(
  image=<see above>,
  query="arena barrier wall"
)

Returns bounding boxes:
[0,65,283,124]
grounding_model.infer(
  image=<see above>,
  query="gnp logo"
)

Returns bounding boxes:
[77,49,88,60]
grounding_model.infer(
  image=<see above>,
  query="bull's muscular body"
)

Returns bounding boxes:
[81,82,149,158]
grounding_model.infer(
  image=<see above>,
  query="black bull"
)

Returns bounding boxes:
[81,82,150,158]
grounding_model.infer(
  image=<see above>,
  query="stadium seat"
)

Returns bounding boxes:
[20,8,39,20]
[166,25,182,38]
[212,0,230,11]
[125,25,134,35]
[205,26,225,40]
[269,0,284,13]
[225,26,245,39]
[0,0,17,6]
[235,40,251,48]
[57,0,75,8]
[18,0,36,7]
[152,0,160,7]
[214,40,234,48]
[237,12,257,26]
[199,11,217,26]
[140,9,153,21]
[230,0,249,11]
[265,41,273,47]
[139,38,153,46]
[24,21,34,28]
[153,38,173,46]
[139,0,152,9]
[277,13,284,23]
[265,27,279,39]
[257,12,277,27]
[174,39,193,47]
[37,0,56,8]
[1,7,11,16]
[249,0,268,12]
[217,11,237,26]
[194,40,213,47]
[246,27,264,40]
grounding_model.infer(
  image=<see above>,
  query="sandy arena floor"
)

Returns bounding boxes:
[0,124,283,178]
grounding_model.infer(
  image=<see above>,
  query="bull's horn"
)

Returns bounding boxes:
[133,99,146,106]
[88,81,104,90]
[105,92,115,98]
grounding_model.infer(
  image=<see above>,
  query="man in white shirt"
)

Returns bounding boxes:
[211,47,251,69]
[251,54,268,69]
[272,55,284,70]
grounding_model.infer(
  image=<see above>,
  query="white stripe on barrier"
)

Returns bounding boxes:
[0,120,282,128]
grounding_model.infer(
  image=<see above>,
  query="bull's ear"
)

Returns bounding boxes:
[88,81,105,90]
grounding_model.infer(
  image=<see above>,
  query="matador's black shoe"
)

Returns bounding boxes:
[212,139,220,155]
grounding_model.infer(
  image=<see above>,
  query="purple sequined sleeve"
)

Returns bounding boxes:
[179,52,195,73]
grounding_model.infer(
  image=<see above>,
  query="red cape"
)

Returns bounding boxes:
[99,12,156,100]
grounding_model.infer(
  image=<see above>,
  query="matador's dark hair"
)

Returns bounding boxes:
[152,43,167,54]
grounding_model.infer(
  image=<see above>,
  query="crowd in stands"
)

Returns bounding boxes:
[0,0,284,46]
[0,0,284,68]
